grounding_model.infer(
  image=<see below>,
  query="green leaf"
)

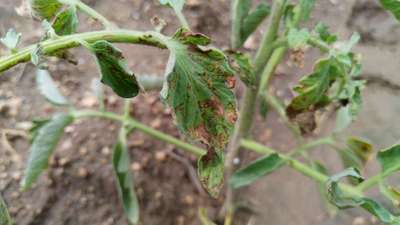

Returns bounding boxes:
[228,51,255,87]
[0,28,21,51]
[198,151,224,198]
[377,144,400,174]
[162,28,237,150]
[0,195,12,225]
[286,58,337,118]
[230,153,285,189]
[29,118,50,142]
[326,168,397,224]
[295,0,316,22]
[90,40,140,98]
[21,113,74,190]
[313,22,337,44]
[380,183,400,207]
[52,6,79,36]
[36,69,69,106]
[240,3,271,44]
[159,0,185,11]
[112,137,140,224]
[380,0,400,21]
[287,28,310,49]
[29,0,62,20]
[335,105,352,132]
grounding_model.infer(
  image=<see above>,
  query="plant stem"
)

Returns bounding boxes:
[174,7,190,30]
[224,0,287,216]
[356,164,400,192]
[240,139,362,196]
[62,0,115,29]
[0,30,166,74]
[73,110,206,157]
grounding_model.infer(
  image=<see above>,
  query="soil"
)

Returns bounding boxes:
[1,0,400,225]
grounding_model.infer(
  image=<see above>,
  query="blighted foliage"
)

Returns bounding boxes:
[162,28,237,151]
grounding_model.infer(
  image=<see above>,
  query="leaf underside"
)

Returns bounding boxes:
[36,69,69,106]
[21,113,74,190]
[91,40,140,98]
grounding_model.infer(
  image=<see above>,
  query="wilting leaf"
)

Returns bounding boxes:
[380,0,400,21]
[113,137,140,224]
[0,195,12,225]
[377,144,400,174]
[36,69,69,106]
[313,22,337,44]
[159,0,185,11]
[230,153,285,189]
[21,113,74,190]
[326,168,397,224]
[90,40,140,98]
[52,6,79,36]
[29,0,62,20]
[287,28,310,49]
[198,208,217,225]
[198,151,224,197]
[286,59,337,118]
[240,3,271,44]
[0,28,21,51]
[162,28,237,150]
[228,51,255,87]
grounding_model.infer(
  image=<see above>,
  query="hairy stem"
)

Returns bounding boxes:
[0,30,166,74]
[224,0,287,217]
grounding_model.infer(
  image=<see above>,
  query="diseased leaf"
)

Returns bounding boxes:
[286,59,337,119]
[326,168,397,224]
[338,137,373,171]
[240,3,271,44]
[162,28,237,150]
[21,113,74,190]
[52,6,79,36]
[198,151,224,198]
[0,194,12,225]
[230,153,285,189]
[287,28,310,49]
[0,28,21,51]
[228,51,255,87]
[159,0,185,11]
[90,40,140,98]
[380,0,400,21]
[377,144,400,174]
[113,137,140,224]
[29,0,62,20]
[36,69,69,106]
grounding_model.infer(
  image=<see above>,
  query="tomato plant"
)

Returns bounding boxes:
[1,0,400,224]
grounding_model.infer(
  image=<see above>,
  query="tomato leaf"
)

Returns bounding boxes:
[230,153,285,189]
[326,168,397,224]
[377,144,400,174]
[198,151,224,198]
[90,40,140,98]
[36,69,69,106]
[112,136,140,224]
[228,51,256,87]
[159,0,185,11]
[313,22,337,44]
[0,194,12,225]
[21,113,74,190]
[380,0,400,21]
[295,0,315,22]
[29,0,62,20]
[0,28,21,51]
[162,28,237,150]
[52,6,79,36]
[240,3,271,45]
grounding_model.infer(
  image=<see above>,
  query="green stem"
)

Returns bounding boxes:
[356,164,400,192]
[72,110,206,157]
[240,139,362,196]
[62,0,115,29]
[231,0,243,49]
[174,7,190,29]
[0,30,166,74]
